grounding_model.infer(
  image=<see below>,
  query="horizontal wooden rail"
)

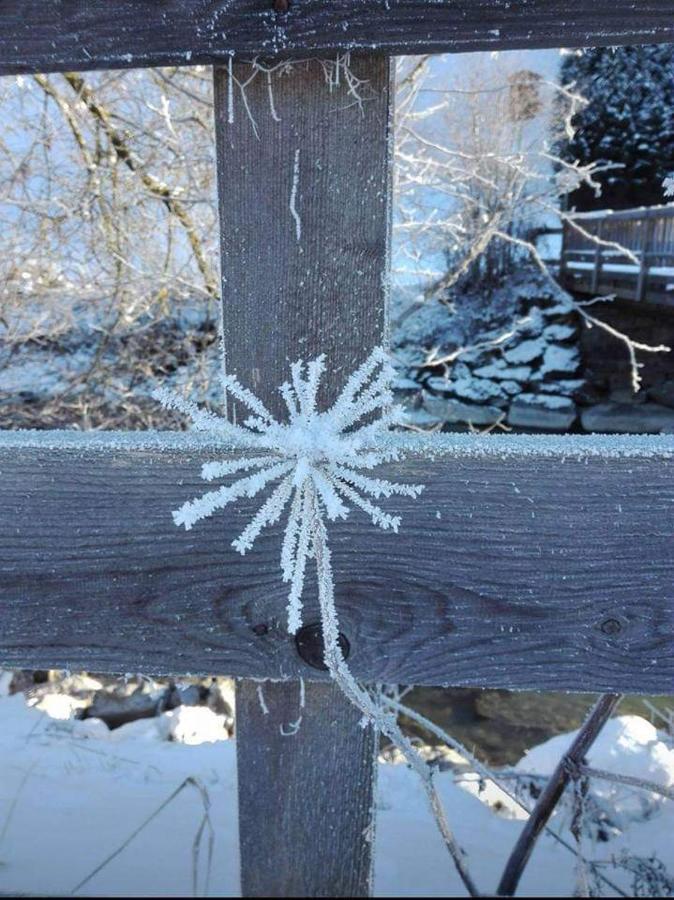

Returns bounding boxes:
[1,430,672,692]
[1,1,674,76]
[561,203,674,305]
[567,204,674,224]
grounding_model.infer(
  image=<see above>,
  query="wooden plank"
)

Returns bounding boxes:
[636,219,654,302]
[213,56,391,897]
[236,680,377,896]
[1,431,672,694]
[2,1,674,76]
[213,57,390,413]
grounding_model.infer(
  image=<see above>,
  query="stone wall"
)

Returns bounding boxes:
[394,284,674,434]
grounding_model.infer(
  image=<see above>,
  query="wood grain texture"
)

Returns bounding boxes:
[0,433,672,694]
[236,680,377,897]
[214,55,391,417]
[1,1,674,75]
[214,57,391,897]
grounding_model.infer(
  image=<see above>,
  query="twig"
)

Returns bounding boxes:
[496,693,622,897]
[578,765,674,802]
[70,776,212,896]
[309,485,479,897]
[382,696,627,898]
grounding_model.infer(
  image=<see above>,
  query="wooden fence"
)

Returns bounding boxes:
[0,2,673,897]
[560,204,674,306]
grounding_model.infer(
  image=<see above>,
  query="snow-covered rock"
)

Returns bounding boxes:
[162,705,230,745]
[543,323,576,342]
[473,361,532,382]
[450,376,506,404]
[530,378,584,395]
[423,394,505,426]
[507,393,577,430]
[538,343,580,377]
[581,402,674,433]
[401,407,441,430]
[504,338,545,365]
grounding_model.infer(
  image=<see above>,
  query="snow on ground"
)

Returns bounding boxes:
[0,687,672,897]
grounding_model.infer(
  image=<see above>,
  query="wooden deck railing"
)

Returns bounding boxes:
[560,203,674,306]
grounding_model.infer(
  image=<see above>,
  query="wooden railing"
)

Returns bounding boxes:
[560,203,674,306]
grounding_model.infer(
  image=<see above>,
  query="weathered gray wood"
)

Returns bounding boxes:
[213,57,391,417]
[236,680,377,897]
[1,431,672,694]
[636,219,654,303]
[1,1,674,76]
[213,56,391,896]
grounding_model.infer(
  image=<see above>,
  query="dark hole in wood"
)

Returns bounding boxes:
[273,0,289,13]
[295,622,350,670]
[251,623,269,636]
[600,617,622,636]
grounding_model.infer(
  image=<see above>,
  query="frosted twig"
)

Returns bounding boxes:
[289,148,302,242]
[227,57,234,124]
[256,685,269,716]
[308,485,478,897]
[578,765,674,802]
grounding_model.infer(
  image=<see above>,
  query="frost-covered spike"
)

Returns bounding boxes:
[153,386,242,437]
[279,381,299,420]
[330,464,424,500]
[221,372,275,423]
[232,474,294,554]
[201,455,279,482]
[281,480,305,582]
[303,354,326,417]
[290,359,308,416]
[349,405,405,448]
[337,447,400,470]
[243,415,269,433]
[333,478,401,532]
[337,364,396,431]
[329,347,389,426]
[286,484,314,633]
[310,468,349,521]
[173,460,292,530]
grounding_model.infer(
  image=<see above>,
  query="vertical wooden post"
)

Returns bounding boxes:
[591,222,603,293]
[558,220,568,285]
[636,216,653,302]
[213,56,394,897]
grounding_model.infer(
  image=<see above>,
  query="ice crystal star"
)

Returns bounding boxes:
[154,348,423,633]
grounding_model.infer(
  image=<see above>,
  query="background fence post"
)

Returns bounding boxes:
[591,222,603,293]
[212,56,394,896]
[636,216,654,302]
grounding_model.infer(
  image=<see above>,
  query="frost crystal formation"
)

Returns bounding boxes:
[154,348,423,635]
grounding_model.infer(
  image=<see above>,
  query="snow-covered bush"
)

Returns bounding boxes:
[557,45,674,211]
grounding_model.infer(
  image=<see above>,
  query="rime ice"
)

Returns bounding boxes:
[154,347,423,633]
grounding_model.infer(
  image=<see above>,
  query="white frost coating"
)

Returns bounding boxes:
[256,684,269,716]
[153,347,423,632]
[227,56,234,124]
[289,148,301,242]
[3,429,674,460]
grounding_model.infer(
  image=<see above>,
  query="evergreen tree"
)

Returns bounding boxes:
[558,45,674,211]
